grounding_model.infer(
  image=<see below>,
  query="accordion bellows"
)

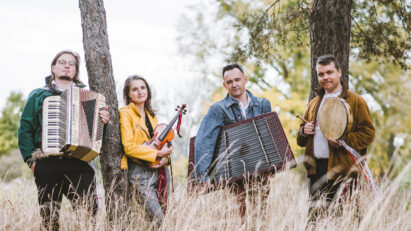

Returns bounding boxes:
[189,112,296,184]
[42,87,106,162]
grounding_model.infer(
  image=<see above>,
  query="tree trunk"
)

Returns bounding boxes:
[79,0,128,210]
[309,0,352,100]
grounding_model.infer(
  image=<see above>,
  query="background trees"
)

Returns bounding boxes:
[0,92,25,156]
[0,0,408,193]
[0,92,27,182]
[177,0,410,176]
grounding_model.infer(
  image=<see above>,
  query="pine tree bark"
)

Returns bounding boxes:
[79,0,128,210]
[309,0,352,100]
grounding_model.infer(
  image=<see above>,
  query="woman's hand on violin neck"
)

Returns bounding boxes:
[157,143,173,158]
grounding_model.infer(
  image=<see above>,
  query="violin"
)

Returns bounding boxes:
[143,104,187,168]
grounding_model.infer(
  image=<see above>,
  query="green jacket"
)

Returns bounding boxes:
[297,83,375,180]
[17,76,86,165]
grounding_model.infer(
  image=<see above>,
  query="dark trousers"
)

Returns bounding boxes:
[33,157,98,230]
[308,159,340,202]
[308,158,358,203]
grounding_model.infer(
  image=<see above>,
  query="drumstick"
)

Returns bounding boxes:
[296,114,309,123]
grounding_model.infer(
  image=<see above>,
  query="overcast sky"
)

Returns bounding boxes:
[0,0,199,110]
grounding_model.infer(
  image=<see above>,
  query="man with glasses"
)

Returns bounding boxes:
[18,50,110,230]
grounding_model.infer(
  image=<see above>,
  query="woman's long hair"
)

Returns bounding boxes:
[123,75,156,117]
[50,50,83,86]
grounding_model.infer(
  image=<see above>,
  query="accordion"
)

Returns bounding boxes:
[42,87,106,162]
[188,112,296,184]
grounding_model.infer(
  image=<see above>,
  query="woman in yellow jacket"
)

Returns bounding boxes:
[120,75,173,224]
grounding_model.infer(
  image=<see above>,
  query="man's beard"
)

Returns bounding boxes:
[57,75,73,81]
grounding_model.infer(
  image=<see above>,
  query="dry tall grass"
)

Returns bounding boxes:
[0,164,409,231]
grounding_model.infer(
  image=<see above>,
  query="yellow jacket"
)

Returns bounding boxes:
[120,103,158,170]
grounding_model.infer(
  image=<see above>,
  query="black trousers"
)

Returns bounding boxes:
[308,158,358,202]
[33,157,97,230]
[308,158,341,202]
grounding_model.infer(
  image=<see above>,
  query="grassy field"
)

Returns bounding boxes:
[0,162,410,231]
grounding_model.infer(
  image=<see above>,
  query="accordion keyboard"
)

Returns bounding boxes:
[42,87,106,161]
[42,96,66,154]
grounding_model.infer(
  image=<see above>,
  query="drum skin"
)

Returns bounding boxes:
[318,97,353,140]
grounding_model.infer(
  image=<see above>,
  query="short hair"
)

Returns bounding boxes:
[222,63,244,79]
[316,54,341,71]
[50,50,82,85]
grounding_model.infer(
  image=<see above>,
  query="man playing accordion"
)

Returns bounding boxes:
[18,50,110,231]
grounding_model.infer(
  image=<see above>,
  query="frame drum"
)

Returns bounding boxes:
[318,97,353,140]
